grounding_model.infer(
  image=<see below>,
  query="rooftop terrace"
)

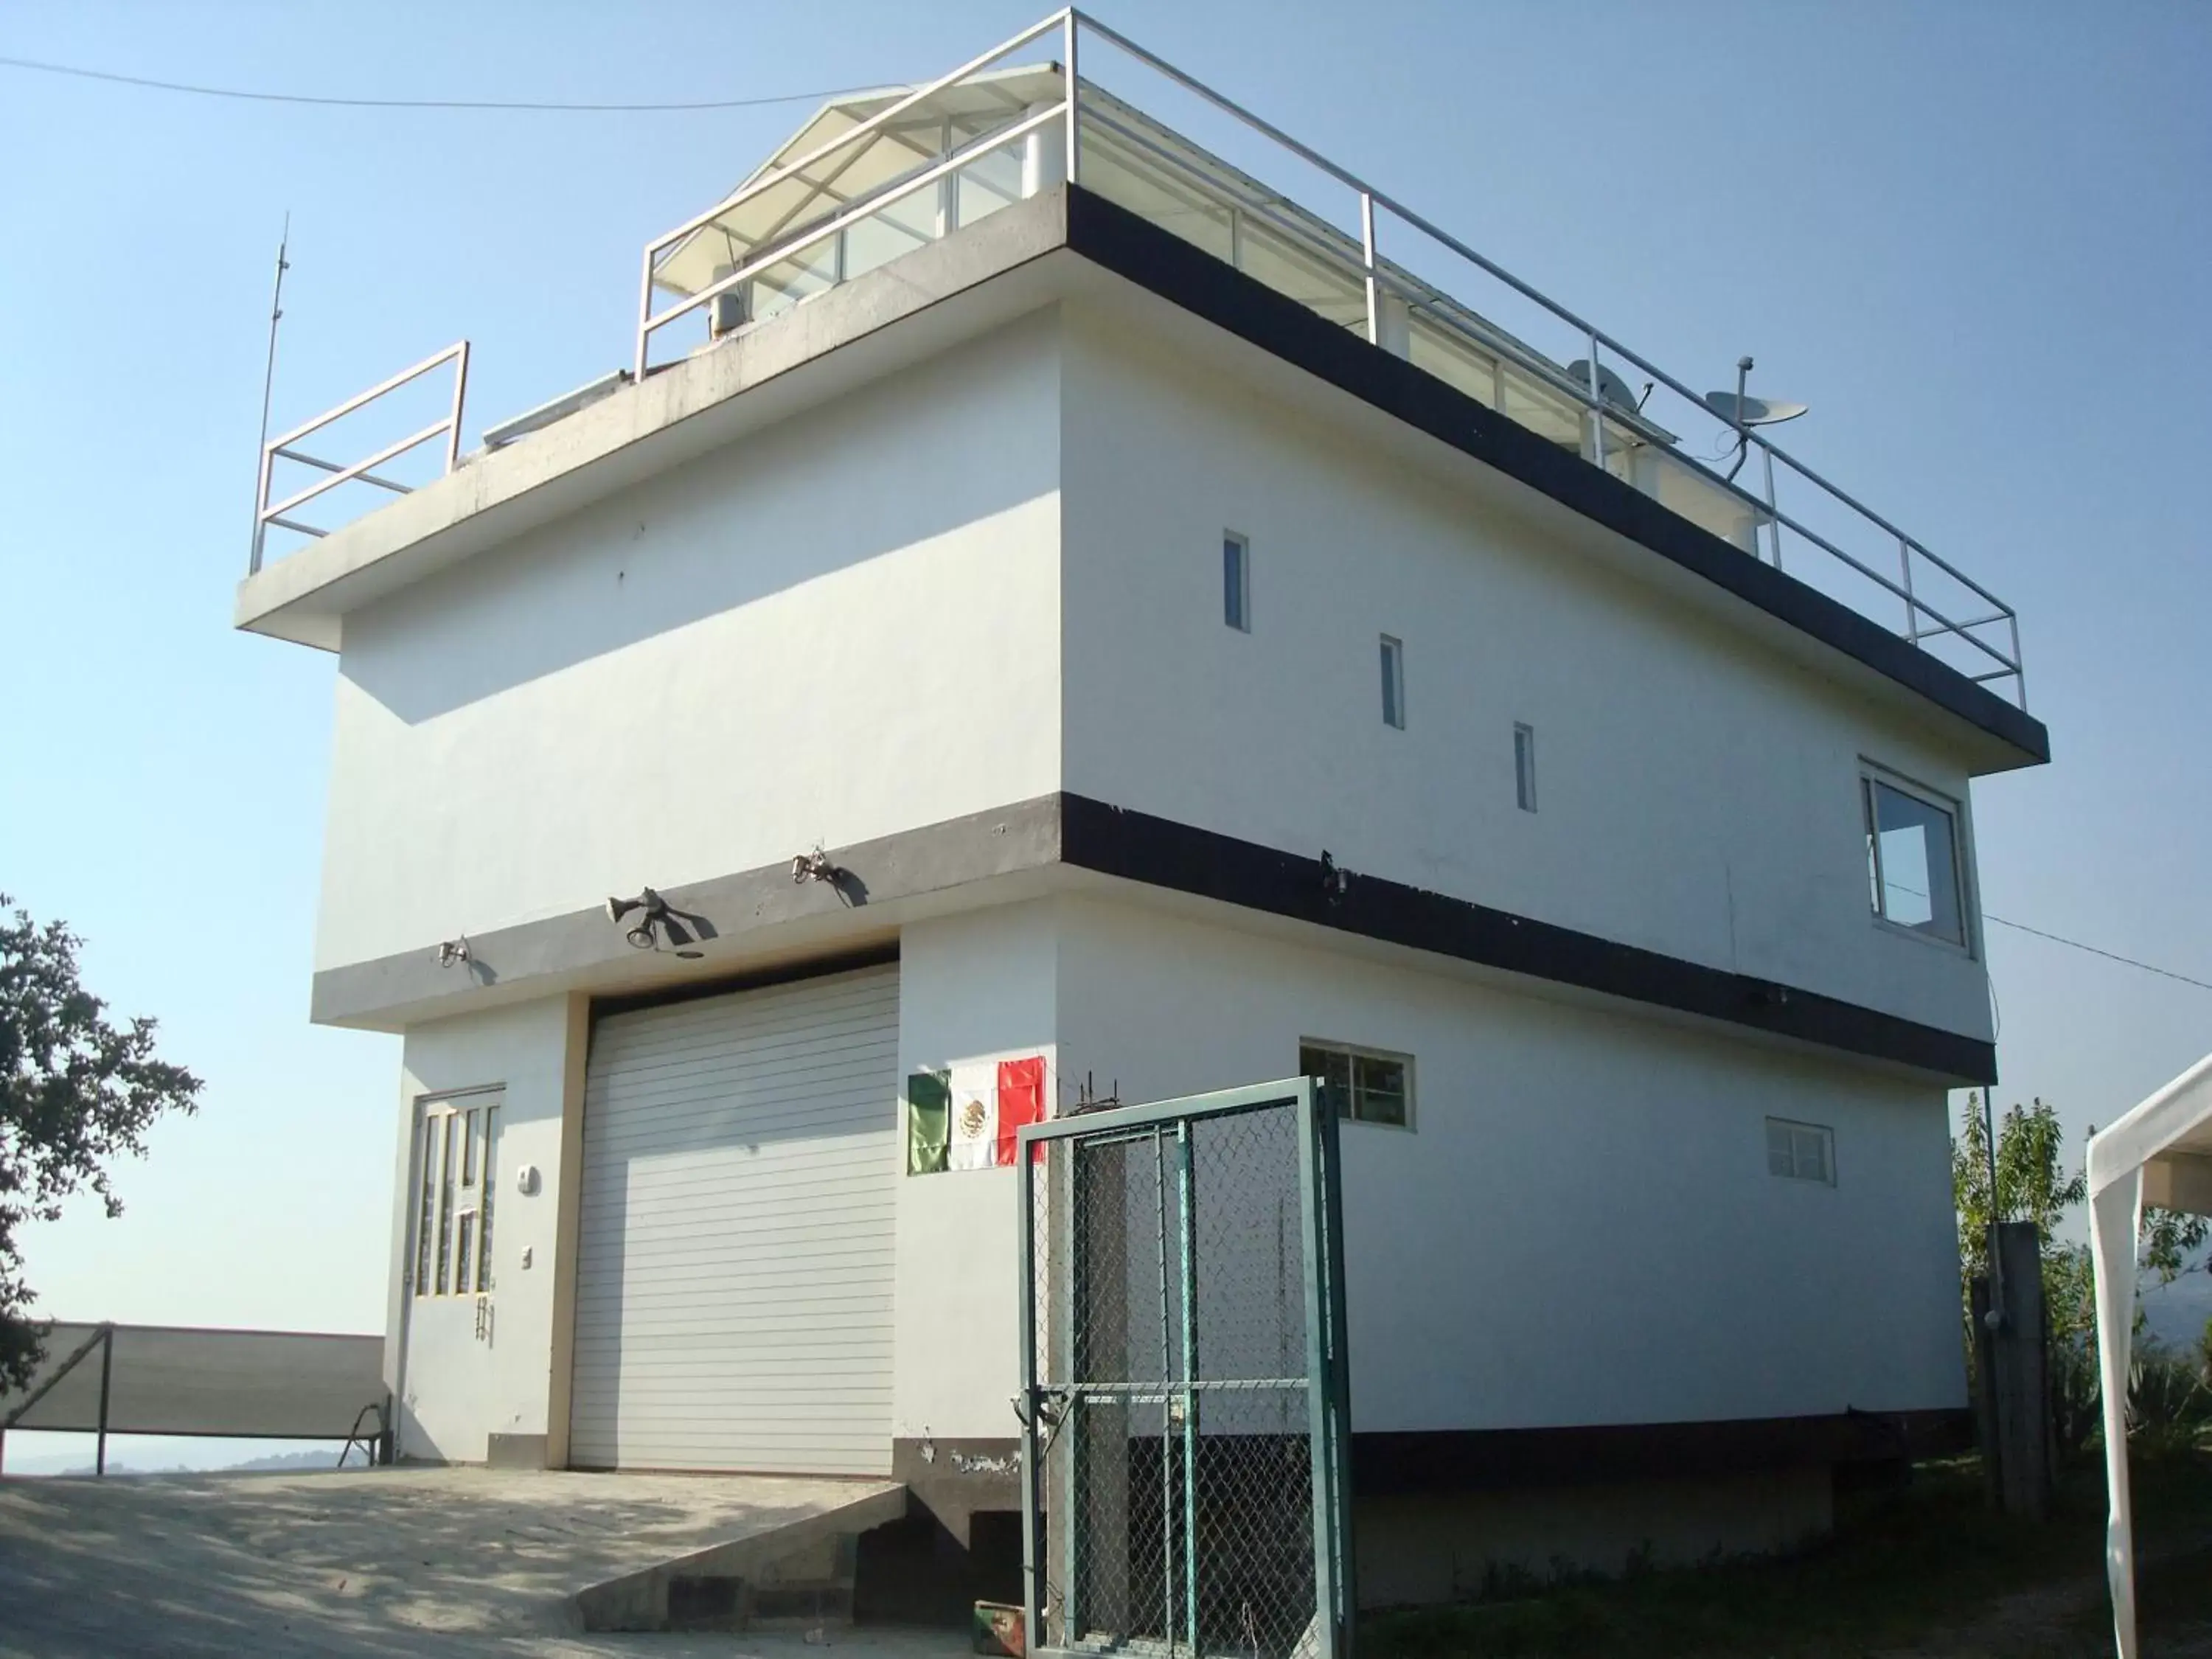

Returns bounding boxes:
[246,10,2028,712]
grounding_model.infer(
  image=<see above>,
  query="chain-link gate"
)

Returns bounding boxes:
[1018,1080,1354,1659]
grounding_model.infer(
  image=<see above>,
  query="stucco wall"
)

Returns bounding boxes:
[1057,309,1992,1042]
[1047,896,1966,1430]
[387,994,579,1463]
[893,905,1061,1443]
[317,313,1064,973]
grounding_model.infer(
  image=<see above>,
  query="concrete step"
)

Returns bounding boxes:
[571,1482,908,1632]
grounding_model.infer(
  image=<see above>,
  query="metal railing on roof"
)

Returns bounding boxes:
[619,10,2023,709]
[248,10,2025,712]
[249,341,469,575]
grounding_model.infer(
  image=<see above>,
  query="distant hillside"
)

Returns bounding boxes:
[3,1444,369,1478]
[227,1447,369,1472]
[2142,1269,2212,1354]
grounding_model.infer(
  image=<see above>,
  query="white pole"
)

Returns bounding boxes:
[2090,1169,2143,1659]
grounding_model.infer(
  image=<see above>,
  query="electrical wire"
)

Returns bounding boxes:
[1885,874,2212,995]
[0,52,894,113]
[1980,910,2212,995]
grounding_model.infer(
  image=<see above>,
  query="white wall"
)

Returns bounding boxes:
[318,313,1065,972]
[1049,897,1966,1430]
[1059,310,1992,1043]
[387,994,577,1462]
[893,903,1062,1441]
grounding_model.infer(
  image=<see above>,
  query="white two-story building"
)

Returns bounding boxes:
[237,18,2048,1612]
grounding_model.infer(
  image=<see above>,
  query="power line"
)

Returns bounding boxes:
[0,52,891,113]
[1981,911,2212,996]
[1885,874,2212,995]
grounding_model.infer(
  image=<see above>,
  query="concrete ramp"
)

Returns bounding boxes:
[0,1465,908,1655]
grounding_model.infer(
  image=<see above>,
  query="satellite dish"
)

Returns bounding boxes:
[1704,390,1809,427]
[1568,358,1641,414]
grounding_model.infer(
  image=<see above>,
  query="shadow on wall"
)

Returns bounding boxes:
[341,313,1065,728]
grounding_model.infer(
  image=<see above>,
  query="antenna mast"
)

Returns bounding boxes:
[248,214,291,574]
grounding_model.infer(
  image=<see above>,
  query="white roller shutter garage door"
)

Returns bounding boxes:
[569,964,899,1473]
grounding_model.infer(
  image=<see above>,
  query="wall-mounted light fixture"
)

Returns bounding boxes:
[791,846,843,886]
[605,887,706,958]
[607,887,672,950]
[436,936,472,968]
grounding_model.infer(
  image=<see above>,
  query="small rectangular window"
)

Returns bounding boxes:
[1223,532,1251,632]
[1863,771,1966,946]
[1514,723,1537,813]
[460,1107,479,1189]
[1380,636,1405,729]
[1767,1117,1834,1184]
[1302,1040,1414,1127]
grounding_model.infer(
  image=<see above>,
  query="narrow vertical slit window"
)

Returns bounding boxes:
[1514,723,1538,813]
[1222,532,1251,632]
[460,1107,479,1189]
[1380,635,1405,729]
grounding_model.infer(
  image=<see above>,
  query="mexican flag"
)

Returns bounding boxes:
[934,1055,1047,1172]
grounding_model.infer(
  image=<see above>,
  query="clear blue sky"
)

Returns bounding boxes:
[2,0,2208,1396]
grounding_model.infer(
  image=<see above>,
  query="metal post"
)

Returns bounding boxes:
[2009,613,2026,709]
[248,215,291,577]
[1762,445,1781,568]
[1152,1132,1175,1645]
[1360,192,1380,349]
[94,1325,114,1478]
[1062,9,1080,188]
[1899,536,1919,640]
[444,341,470,474]
[633,245,656,383]
[1587,333,1607,471]
[1318,1085,1357,1649]
[1018,1125,1046,1657]
[1295,1084,1344,1659]
[1175,1121,1200,1658]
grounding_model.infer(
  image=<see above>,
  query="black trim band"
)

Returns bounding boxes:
[888,1410,1969,1517]
[1060,792,1997,1083]
[1353,1409,1972,1494]
[1062,186,2049,768]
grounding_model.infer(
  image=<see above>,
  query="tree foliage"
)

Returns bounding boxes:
[0,895,201,1393]
[1952,1093,2212,1452]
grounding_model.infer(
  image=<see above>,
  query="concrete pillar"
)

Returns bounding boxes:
[1374,292,1412,359]
[707,265,750,339]
[1023,100,1067,198]
[1971,1220,2052,1519]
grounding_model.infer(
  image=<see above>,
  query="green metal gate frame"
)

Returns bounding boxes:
[1016,1078,1356,1659]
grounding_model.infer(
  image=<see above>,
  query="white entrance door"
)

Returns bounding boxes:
[568,964,899,1475]
[397,1090,502,1461]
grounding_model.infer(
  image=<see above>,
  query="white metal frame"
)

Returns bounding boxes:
[251,340,469,574]
[1764,1115,1837,1186]
[1300,1037,1416,1130]
[1860,762,1975,955]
